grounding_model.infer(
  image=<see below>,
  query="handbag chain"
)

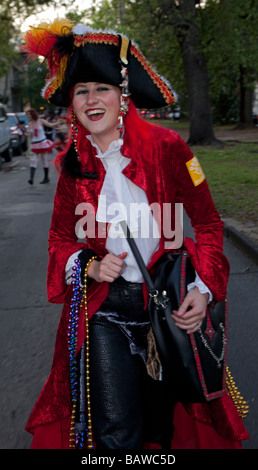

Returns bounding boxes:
[196,323,226,368]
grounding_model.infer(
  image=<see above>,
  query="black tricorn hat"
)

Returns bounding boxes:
[23,20,175,109]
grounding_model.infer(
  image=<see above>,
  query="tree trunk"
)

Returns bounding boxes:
[174,0,218,145]
[3,70,9,104]
[236,65,254,128]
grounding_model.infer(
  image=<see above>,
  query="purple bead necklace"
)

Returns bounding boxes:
[67,258,89,448]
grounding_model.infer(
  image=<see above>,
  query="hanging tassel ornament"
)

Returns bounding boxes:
[71,108,79,160]
[225,366,249,419]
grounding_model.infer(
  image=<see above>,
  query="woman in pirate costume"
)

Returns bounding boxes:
[23,20,249,449]
[26,108,55,184]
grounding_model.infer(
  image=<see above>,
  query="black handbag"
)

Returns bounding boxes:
[120,221,227,403]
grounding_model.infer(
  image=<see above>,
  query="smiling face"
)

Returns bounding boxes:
[72,82,121,153]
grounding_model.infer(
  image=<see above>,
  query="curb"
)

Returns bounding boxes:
[2,160,19,172]
[224,224,258,265]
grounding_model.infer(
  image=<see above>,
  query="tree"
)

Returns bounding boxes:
[91,0,258,135]
[19,58,52,110]
[93,0,218,145]
[0,9,17,79]
[3,0,55,16]
[171,1,217,144]
[201,0,258,127]
[0,0,56,78]
[0,0,58,108]
[226,0,254,127]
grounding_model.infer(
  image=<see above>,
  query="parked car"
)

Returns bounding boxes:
[7,113,27,155]
[0,104,12,169]
[173,106,181,120]
[16,112,30,131]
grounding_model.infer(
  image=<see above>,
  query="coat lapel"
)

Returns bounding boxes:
[121,142,158,206]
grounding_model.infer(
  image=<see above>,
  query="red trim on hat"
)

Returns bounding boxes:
[42,30,174,106]
[130,45,174,105]
[73,32,174,105]
[74,32,119,48]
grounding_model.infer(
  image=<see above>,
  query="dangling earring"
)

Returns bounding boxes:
[117,65,130,134]
[117,36,131,134]
[71,107,79,160]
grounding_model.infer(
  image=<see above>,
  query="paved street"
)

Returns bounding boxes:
[0,153,257,449]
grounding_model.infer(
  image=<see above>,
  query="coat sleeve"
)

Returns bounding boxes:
[173,134,230,302]
[47,171,87,303]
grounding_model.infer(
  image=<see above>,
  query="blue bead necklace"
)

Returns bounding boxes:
[68,257,96,449]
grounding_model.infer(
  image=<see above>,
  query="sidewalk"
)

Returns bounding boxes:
[223,219,258,265]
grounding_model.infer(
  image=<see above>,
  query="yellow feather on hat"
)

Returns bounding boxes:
[22,19,73,71]
[22,19,74,95]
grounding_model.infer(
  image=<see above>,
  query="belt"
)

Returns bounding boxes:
[99,276,148,322]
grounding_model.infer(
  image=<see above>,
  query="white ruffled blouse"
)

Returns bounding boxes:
[65,137,212,300]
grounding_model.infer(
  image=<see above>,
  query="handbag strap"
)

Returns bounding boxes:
[119,220,157,296]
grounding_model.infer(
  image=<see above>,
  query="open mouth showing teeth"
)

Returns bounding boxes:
[86,109,105,119]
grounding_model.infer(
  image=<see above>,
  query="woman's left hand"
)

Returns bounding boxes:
[171,287,209,334]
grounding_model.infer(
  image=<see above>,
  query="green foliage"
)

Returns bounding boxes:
[137,118,258,222]
[20,58,55,110]
[0,10,16,78]
[201,0,258,123]
[0,0,57,102]
[81,0,186,108]
[0,0,55,77]
[2,0,53,16]
[85,0,258,124]
[66,7,93,25]
[2,0,257,123]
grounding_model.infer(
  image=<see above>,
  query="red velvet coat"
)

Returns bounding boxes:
[26,123,249,448]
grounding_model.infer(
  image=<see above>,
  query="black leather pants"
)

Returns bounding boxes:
[88,277,175,449]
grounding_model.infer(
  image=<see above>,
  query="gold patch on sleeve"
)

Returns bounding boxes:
[186,156,206,186]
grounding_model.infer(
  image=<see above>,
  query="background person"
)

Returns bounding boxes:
[26,108,54,184]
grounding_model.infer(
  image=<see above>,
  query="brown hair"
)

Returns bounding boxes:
[27,108,39,121]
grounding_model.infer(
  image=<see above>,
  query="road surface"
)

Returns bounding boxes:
[0,154,257,449]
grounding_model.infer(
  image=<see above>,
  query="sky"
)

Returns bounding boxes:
[19,0,94,32]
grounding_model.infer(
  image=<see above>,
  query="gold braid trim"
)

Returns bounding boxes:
[74,32,118,48]
[130,44,175,105]
[44,31,174,105]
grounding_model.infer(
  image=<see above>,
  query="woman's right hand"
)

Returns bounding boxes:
[87,252,127,283]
